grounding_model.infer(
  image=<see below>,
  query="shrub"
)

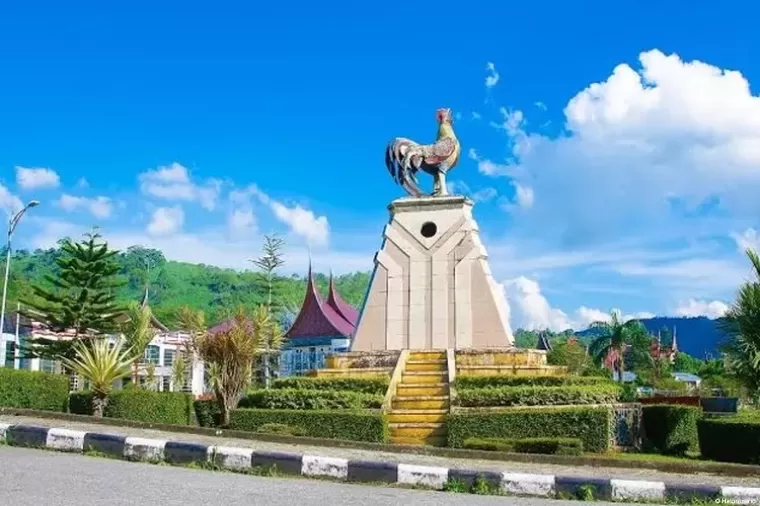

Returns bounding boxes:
[454,384,621,408]
[256,423,307,436]
[240,388,382,410]
[463,437,583,456]
[456,375,611,389]
[698,415,760,464]
[272,377,389,396]
[69,390,194,425]
[230,409,387,442]
[641,405,701,456]
[0,368,69,412]
[448,406,612,453]
[194,398,222,428]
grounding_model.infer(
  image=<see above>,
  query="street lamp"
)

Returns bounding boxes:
[0,200,39,363]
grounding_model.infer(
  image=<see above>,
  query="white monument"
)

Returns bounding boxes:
[352,195,513,351]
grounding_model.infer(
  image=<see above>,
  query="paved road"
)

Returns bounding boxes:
[6,415,758,487]
[0,446,610,506]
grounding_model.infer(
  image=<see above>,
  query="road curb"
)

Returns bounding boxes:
[1,422,759,502]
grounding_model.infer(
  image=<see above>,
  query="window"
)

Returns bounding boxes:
[40,359,56,374]
[143,345,160,365]
[164,349,174,368]
[70,374,80,392]
[162,376,171,392]
[4,342,15,368]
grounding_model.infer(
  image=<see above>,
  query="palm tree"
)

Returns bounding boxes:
[61,339,136,417]
[120,302,157,383]
[588,311,648,382]
[719,248,760,400]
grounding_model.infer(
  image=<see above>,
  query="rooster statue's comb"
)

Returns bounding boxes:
[436,108,453,123]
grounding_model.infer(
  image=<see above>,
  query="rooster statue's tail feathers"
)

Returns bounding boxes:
[386,138,423,197]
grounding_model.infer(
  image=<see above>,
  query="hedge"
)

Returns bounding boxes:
[272,377,389,396]
[240,388,382,410]
[464,437,583,456]
[230,408,388,443]
[642,405,701,456]
[698,415,760,464]
[448,406,612,453]
[456,375,612,389]
[70,389,194,425]
[194,398,222,428]
[0,368,69,412]
[453,384,621,408]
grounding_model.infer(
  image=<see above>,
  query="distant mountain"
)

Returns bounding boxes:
[575,316,725,359]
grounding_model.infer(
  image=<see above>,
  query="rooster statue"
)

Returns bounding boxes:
[385,108,460,197]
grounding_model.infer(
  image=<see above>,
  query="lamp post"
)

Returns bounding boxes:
[0,200,39,367]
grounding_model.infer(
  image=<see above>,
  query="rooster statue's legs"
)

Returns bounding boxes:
[432,171,449,197]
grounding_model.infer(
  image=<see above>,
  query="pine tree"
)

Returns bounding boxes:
[22,231,126,360]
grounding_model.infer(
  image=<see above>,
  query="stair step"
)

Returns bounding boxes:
[389,435,447,447]
[396,384,449,396]
[392,396,449,410]
[390,426,447,439]
[409,351,446,361]
[386,412,447,423]
[405,361,447,372]
[402,372,447,384]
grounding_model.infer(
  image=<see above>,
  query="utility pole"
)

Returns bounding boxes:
[0,200,39,368]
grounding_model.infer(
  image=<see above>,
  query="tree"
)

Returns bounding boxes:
[547,337,591,374]
[22,232,126,360]
[61,338,136,417]
[120,302,157,383]
[249,235,286,387]
[720,248,760,400]
[195,306,270,426]
[250,235,286,311]
[588,311,648,382]
[674,352,703,374]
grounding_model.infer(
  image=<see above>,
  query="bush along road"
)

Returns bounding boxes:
[2,421,760,503]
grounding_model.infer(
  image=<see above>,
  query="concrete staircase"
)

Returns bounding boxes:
[387,351,449,447]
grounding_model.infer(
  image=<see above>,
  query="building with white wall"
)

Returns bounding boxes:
[0,293,207,396]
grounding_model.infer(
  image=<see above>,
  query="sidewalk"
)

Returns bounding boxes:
[2,414,760,489]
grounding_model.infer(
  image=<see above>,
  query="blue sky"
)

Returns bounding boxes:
[2,1,759,330]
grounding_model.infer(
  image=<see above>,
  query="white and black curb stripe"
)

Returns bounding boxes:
[2,423,760,503]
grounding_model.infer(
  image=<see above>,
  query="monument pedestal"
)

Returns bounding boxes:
[352,196,513,351]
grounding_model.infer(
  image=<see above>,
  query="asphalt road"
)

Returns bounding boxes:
[0,446,610,505]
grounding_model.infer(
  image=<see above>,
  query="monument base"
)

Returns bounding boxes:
[352,195,513,351]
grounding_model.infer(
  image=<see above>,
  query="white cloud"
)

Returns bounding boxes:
[480,49,760,252]
[139,163,221,211]
[534,101,547,111]
[15,166,60,190]
[234,185,330,247]
[76,178,89,188]
[57,194,113,219]
[467,148,515,177]
[147,206,184,236]
[485,62,500,88]
[0,183,23,216]
[228,208,256,236]
[503,275,655,331]
[472,112,482,120]
[732,228,760,254]
[270,201,329,247]
[472,187,497,203]
[674,299,730,318]
[504,276,573,331]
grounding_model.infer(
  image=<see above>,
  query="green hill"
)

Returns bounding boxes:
[2,245,371,328]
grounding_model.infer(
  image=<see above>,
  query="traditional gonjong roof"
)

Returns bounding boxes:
[139,286,170,332]
[326,271,359,326]
[285,264,357,339]
[536,332,552,352]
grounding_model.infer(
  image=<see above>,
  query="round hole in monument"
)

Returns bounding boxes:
[420,221,437,238]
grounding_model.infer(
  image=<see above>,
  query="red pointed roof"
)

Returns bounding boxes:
[326,273,359,326]
[285,264,355,339]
